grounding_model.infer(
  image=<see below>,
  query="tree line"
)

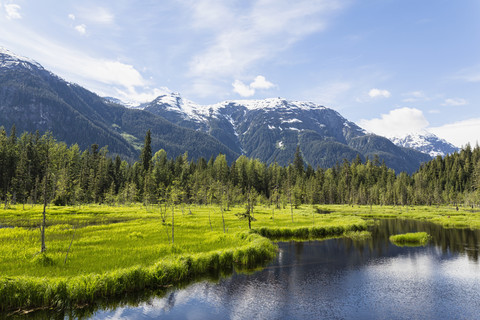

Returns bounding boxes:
[1,126,479,209]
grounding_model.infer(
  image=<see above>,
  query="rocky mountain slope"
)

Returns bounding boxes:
[141,93,432,173]
[0,48,238,162]
[0,47,436,173]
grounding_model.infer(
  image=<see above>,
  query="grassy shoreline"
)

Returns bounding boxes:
[1,203,479,312]
[0,204,368,312]
[0,231,277,312]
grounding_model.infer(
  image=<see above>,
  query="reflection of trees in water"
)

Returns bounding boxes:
[366,219,479,262]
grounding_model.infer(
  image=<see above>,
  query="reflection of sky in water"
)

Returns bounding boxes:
[92,220,480,320]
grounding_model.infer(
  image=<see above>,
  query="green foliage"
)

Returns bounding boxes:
[1,128,479,209]
[31,253,55,266]
[0,203,371,312]
[389,232,431,247]
[343,230,372,240]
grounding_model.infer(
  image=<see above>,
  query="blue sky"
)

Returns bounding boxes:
[1,0,479,147]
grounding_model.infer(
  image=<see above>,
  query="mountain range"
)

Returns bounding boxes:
[0,47,238,162]
[139,93,434,173]
[1,47,451,173]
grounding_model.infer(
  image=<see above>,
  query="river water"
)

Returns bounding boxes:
[86,219,480,320]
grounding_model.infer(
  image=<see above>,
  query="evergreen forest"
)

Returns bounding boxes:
[1,126,479,210]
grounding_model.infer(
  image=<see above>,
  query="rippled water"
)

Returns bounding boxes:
[86,219,480,320]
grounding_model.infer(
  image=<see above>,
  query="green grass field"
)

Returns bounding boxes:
[0,203,478,312]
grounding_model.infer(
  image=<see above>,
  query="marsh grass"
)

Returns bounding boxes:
[0,204,367,311]
[389,232,431,247]
[2,203,478,312]
[343,230,372,240]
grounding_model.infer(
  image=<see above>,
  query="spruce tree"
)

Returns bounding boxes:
[140,130,152,172]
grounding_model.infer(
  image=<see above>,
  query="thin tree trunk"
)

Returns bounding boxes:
[289,191,294,223]
[208,211,212,231]
[64,225,76,264]
[171,205,174,244]
[41,176,48,253]
[221,206,226,233]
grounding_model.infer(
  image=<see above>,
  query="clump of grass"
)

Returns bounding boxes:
[252,222,367,240]
[343,230,372,240]
[31,253,55,266]
[389,232,431,247]
[127,232,144,239]
[364,219,380,226]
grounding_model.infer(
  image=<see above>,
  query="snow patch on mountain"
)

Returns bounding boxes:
[104,97,142,109]
[281,118,302,124]
[0,47,43,70]
[151,93,205,122]
[391,130,458,157]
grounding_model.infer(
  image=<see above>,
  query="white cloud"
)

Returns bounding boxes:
[0,23,153,101]
[430,118,480,147]
[115,87,171,105]
[68,14,76,20]
[402,90,430,102]
[305,81,351,106]
[185,0,346,95]
[232,80,255,97]
[232,75,275,97]
[368,88,391,98]
[250,75,274,90]
[441,98,467,106]
[360,107,480,147]
[455,65,480,82]
[359,107,429,138]
[77,6,115,24]
[75,24,87,35]
[4,3,21,19]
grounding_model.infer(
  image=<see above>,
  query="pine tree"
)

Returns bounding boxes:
[140,130,152,172]
[293,146,305,177]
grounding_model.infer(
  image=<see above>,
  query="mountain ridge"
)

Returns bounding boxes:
[141,92,432,173]
[0,47,433,173]
[0,47,239,162]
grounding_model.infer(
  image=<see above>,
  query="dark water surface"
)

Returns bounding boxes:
[87,219,480,320]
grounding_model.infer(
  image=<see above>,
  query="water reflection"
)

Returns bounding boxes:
[8,219,480,320]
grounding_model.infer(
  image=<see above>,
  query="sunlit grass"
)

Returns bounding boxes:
[389,232,431,247]
[1,202,478,311]
[0,204,367,278]
[343,230,372,240]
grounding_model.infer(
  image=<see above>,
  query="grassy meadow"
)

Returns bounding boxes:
[0,203,479,312]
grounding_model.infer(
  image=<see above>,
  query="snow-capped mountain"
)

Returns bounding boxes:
[0,47,43,70]
[0,47,239,162]
[141,92,431,173]
[391,131,459,157]
[0,47,432,173]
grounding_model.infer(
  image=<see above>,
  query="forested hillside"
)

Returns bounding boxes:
[1,127,478,209]
[0,48,239,163]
